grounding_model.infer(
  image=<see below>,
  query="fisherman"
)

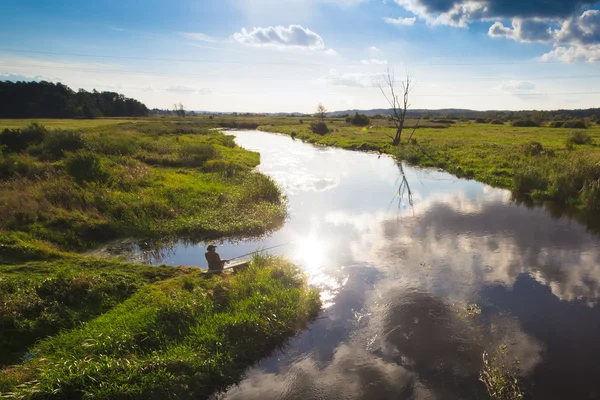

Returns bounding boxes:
[205,244,229,272]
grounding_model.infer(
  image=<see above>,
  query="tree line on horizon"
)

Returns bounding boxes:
[0,81,149,119]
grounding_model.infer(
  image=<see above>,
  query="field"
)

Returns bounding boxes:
[0,118,320,399]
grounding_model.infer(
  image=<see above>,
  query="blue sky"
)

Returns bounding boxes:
[1,0,599,112]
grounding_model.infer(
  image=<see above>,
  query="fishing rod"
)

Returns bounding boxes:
[227,242,293,261]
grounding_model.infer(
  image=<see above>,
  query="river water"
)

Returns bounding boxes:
[122,130,600,399]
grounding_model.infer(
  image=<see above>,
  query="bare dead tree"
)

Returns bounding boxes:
[173,103,186,118]
[379,66,411,146]
[315,103,327,122]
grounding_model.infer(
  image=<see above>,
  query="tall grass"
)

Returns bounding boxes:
[0,120,285,249]
[0,255,321,399]
[0,251,182,362]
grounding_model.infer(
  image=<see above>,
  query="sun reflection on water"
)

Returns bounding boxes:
[292,235,341,309]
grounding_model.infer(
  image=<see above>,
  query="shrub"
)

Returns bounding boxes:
[568,131,592,145]
[179,143,220,166]
[475,118,486,123]
[348,112,370,126]
[64,151,109,184]
[524,141,544,156]
[40,130,85,160]
[511,119,539,127]
[0,154,52,180]
[241,173,282,203]
[549,121,564,128]
[563,119,588,129]
[489,119,504,125]
[581,180,600,212]
[85,133,139,155]
[513,168,548,197]
[299,119,304,124]
[310,122,329,135]
[0,123,47,153]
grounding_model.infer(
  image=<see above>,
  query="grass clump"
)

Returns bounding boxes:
[568,130,592,145]
[0,255,321,399]
[64,151,109,183]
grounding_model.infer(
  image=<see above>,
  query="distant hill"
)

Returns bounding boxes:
[329,107,600,121]
[329,108,477,117]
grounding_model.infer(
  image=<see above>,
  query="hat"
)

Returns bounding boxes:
[207,243,217,251]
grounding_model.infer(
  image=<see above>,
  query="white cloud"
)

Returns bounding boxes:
[555,9,600,45]
[320,68,381,88]
[540,44,600,62]
[488,19,555,42]
[232,25,331,52]
[0,73,55,82]
[391,0,600,61]
[179,32,217,42]
[497,80,536,93]
[488,9,600,61]
[367,46,384,57]
[361,58,388,65]
[384,16,417,26]
[165,85,211,94]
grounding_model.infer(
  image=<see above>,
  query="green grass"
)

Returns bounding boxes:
[0,255,185,366]
[0,118,142,130]
[0,255,321,399]
[0,119,286,250]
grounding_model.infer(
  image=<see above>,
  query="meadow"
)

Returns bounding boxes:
[0,118,320,398]
[0,119,286,250]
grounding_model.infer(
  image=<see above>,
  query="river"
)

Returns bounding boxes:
[117,130,600,399]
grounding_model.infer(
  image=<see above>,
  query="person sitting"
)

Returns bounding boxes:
[205,244,228,272]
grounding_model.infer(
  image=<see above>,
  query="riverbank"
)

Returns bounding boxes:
[0,254,320,399]
[0,118,320,398]
[0,119,286,251]
[255,117,600,216]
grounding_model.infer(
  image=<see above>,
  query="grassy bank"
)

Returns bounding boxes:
[0,252,185,366]
[255,117,600,216]
[0,255,321,399]
[0,118,321,398]
[0,119,286,250]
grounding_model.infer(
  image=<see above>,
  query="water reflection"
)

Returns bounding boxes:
[102,131,600,399]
